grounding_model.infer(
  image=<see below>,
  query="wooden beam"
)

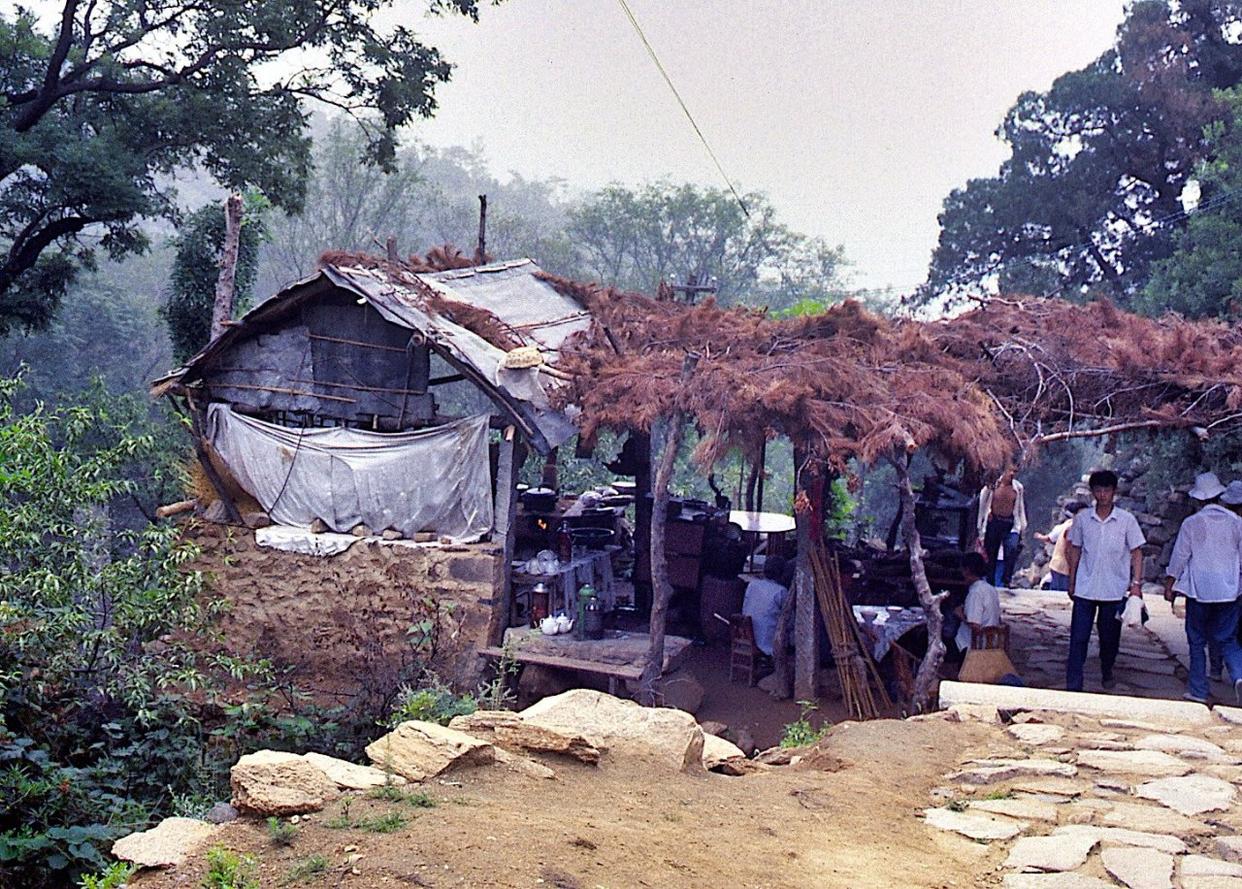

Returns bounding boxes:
[793,459,821,701]
[491,426,523,646]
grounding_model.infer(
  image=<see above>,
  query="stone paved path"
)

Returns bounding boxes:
[922,700,1242,888]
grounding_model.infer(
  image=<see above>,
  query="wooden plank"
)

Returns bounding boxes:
[476,647,643,681]
[491,426,521,645]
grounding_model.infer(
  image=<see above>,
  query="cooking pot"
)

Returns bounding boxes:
[522,487,557,512]
[569,527,613,550]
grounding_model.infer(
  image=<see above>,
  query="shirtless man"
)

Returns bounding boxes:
[978,468,1027,588]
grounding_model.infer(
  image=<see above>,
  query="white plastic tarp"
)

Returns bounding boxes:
[207,405,493,542]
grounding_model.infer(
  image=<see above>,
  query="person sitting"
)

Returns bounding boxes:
[742,555,789,657]
[955,552,1002,655]
[1036,501,1087,592]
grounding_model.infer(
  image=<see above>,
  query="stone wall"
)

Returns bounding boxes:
[1021,460,1194,587]
[187,524,506,698]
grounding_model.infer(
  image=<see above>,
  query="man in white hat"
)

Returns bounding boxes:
[1163,472,1242,703]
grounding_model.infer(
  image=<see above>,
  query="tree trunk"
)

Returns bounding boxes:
[210,194,245,340]
[891,450,946,712]
[793,462,822,700]
[640,416,684,704]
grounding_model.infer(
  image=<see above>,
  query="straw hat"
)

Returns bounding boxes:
[1189,471,1227,501]
[1222,480,1242,506]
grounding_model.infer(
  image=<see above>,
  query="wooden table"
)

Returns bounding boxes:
[478,627,692,697]
[729,510,796,570]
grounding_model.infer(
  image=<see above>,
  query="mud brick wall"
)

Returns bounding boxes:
[187,525,505,698]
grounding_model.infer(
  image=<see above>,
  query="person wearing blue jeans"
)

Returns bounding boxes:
[1065,470,1146,692]
[1163,472,1242,704]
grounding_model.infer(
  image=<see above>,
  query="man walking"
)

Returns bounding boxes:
[1065,470,1146,692]
[978,467,1027,588]
[1163,472,1242,704]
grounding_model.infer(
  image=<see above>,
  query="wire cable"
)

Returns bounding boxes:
[615,0,750,217]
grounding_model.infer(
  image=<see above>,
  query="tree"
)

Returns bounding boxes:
[163,195,267,362]
[567,182,847,311]
[917,0,1242,308]
[1140,88,1242,319]
[0,0,487,336]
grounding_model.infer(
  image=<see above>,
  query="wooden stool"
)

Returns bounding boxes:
[729,614,759,686]
[970,623,1010,651]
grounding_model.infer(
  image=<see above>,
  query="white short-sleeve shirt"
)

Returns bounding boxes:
[955,578,1002,651]
[1067,506,1146,601]
[1166,504,1242,603]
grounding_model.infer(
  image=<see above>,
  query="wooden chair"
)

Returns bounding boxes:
[970,623,1010,651]
[729,614,759,686]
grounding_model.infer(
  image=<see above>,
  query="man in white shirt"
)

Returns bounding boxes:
[1065,469,1146,692]
[1163,472,1242,704]
[742,556,789,657]
[978,468,1027,588]
[955,552,1002,654]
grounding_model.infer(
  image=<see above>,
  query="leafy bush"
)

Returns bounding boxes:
[265,817,298,846]
[202,846,260,889]
[779,700,831,749]
[78,861,136,889]
[388,678,478,727]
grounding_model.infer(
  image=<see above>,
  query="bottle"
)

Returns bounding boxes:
[584,593,605,640]
[557,523,573,563]
[575,584,594,641]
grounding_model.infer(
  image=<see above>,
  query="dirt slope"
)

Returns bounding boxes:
[133,717,994,889]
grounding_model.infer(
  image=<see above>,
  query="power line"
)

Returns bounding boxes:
[615,0,750,218]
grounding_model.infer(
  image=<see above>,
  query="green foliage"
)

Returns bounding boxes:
[265,817,298,846]
[367,786,437,808]
[0,0,486,334]
[203,847,260,889]
[388,680,478,727]
[358,811,408,834]
[779,701,830,749]
[79,861,137,889]
[1141,87,1242,319]
[163,194,269,362]
[285,854,330,883]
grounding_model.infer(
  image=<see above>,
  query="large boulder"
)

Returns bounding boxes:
[448,710,601,764]
[112,817,221,869]
[230,749,339,816]
[365,720,495,781]
[702,733,747,771]
[302,752,407,790]
[520,689,705,772]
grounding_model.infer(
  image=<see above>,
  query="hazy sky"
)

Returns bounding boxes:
[405,1,1129,291]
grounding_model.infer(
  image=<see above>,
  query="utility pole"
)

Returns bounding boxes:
[475,194,488,264]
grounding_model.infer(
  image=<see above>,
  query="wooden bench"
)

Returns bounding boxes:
[477,646,643,697]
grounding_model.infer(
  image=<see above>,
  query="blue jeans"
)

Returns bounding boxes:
[1067,597,1124,692]
[1048,571,1070,592]
[1185,599,1242,701]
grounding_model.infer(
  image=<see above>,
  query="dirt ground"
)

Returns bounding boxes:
[133,718,994,889]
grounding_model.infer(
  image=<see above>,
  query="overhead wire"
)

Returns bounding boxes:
[615,0,750,218]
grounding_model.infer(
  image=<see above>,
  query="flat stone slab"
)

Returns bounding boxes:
[1007,724,1067,745]
[1184,855,1242,878]
[968,798,1059,822]
[1219,837,1242,863]
[949,758,1079,784]
[923,807,1027,841]
[1011,777,1091,797]
[1076,749,1192,778]
[112,817,222,868]
[1101,719,1186,733]
[1215,706,1242,726]
[1005,833,1097,872]
[1071,798,1213,835]
[1135,734,1230,762]
[1101,845,1174,889]
[939,680,1213,724]
[302,752,407,790]
[1135,774,1236,816]
[1003,877,1115,889]
[1053,824,1186,854]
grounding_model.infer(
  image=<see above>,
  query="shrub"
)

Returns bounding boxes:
[202,846,260,889]
[388,679,477,727]
[265,817,298,846]
[779,700,831,748]
[285,854,329,883]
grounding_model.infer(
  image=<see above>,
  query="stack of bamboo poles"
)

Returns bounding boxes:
[810,541,892,720]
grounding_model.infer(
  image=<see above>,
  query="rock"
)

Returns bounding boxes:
[202,499,230,524]
[659,670,705,714]
[1076,749,1192,778]
[938,681,1213,724]
[1071,798,1212,835]
[702,734,747,770]
[301,752,407,790]
[350,523,372,537]
[493,746,557,780]
[1216,706,1242,726]
[365,721,495,781]
[1052,824,1186,854]
[230,750,338,816]
[923,807,1027,841]
[448,710,601,764]
[381,528,403,540]
[1010,777,1089,797]
[1007,724,1066,745]
[242,511,271,529]
[699,720,728,736]
[1003,876,1115,889]
[520,689,705,772]
[947,758,1078,784]
[944,703,1002,724]
[733,728,757,756]
[309,517,330,534]
[1219,837,1242,863]
[1135,774,1235,816]
[1183,855,1242,878]
[1100,719,1185,733]
[1182,875,1242,889]
[204,802,238,824]
[1005,832,1098,871]
[517,664,576,703]
[968,797,1059,822]
[1101,846,1174,889]
[112,817,221,869]
[1135,734,1230,762]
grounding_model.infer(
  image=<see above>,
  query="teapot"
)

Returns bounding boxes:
[555,613,573,634]
[540,616,560,636]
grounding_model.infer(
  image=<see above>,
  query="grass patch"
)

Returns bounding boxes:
[284,854,330,884]
[202,847,260,889]
[983,789,1014,800]
[365,786,437,808]
[325,800,409,834]
[266,816,299,846]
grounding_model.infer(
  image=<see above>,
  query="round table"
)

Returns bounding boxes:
[729,510,796,571]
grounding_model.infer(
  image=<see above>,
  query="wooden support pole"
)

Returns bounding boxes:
[793,456,822,701]
[210,194,244,341]
[891,449,947,713]
[386,235,399,263]
[491,426,523,645]
[476,194,488,264]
